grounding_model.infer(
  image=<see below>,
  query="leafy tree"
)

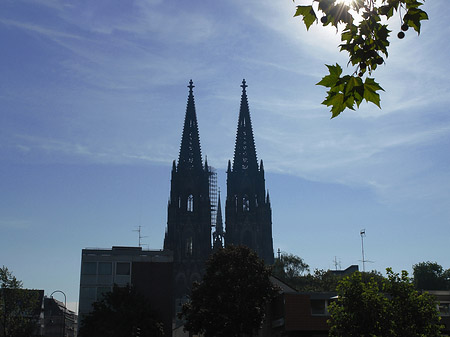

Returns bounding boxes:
[79,284,164,337]
[0,266,39,337]
[272,252,309,283]
[272,253,384,292]
[413,261,450,290]
[296,268,342,291]
[294,0,428,118]
[180,245,278,337]
[328,268,443,337]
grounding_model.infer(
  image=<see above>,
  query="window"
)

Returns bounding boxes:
[439,302,450,316]
[116,262,130,275]
[98,262,112,275]
[187,195,194,212]
[311,299,328,316]
[80,287,96,300]
[186,237,193,256]
[243,195,250,212]
[81,262,96,275]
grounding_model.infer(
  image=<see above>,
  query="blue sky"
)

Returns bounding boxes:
[1,0,449,311]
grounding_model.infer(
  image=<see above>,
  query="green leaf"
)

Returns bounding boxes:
[404,7,428,34]
[363,78,384,108]
[345,75,363,95]
[322,92,346,118]
[294,5,317,30]
[316,64,343,88]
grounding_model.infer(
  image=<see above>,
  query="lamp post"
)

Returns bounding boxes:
[50,290,66,337]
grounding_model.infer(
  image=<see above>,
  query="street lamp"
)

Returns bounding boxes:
[50,290,66,337]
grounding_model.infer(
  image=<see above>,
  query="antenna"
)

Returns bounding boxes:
[360,229,366,272]
[333,256,341,271]
[133,225,148,248]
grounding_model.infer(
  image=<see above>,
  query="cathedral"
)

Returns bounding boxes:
[163,79,274,299]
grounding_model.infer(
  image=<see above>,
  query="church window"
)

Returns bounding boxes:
[255,195,258,207]
[187,195,194,212]
[186,237,193,256]
[243,195,250,212]
[234,195,238,211]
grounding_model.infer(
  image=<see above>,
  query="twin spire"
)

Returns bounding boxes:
[177,79,203,171]
[232,79,258,173]
[178,79,258,174]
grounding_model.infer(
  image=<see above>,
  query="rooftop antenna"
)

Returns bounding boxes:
[333,256,341,271]
[360,229,366,272]
[133,225,148,248]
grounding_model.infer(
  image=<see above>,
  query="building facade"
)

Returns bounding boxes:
[78,246,173,336]
[43,297,77,337]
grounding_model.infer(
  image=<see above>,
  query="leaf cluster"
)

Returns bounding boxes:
[272,251,310,281]
[180,245,278,337]
[294,0,428,117]
[328,268,443,337]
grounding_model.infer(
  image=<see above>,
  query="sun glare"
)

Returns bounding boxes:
[336,0,354,5]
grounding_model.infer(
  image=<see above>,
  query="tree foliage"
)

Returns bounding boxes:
[413,261,450,290]
[272,252,309,282]
[79,284,164,337]
[272,253,385,292]
[180,245,278,337]
[294,0,428,118]
[0,266,39,337]
[272,255,340,291]
[328,268,443,337]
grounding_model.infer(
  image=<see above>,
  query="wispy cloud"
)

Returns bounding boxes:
[9,134,175,165]
[0,218,31,229]
[0,18,83,40]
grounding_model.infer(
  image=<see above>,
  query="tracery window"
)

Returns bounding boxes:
[186,237,193,256]
[243,195,250,212]
[187,194,194,212]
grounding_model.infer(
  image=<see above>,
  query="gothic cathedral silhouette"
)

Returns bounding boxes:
[164,80,212,299]
[164,79,274,300]
[225,79,274,264]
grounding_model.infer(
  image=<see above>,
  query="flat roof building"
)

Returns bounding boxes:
[78,246,173,336]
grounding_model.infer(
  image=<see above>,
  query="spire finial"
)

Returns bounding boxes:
[241,79,247,91]
[188,79,195,93]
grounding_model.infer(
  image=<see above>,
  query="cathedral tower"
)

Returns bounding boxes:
[164,80,212,298]
[225,80,274,264]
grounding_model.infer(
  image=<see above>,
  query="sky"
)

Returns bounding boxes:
[1,0,449,312]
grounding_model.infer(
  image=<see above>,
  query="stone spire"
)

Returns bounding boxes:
[225,80,274,264]
[178,79,203,171]
[232,79,258,173]
[216,191,224,236]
